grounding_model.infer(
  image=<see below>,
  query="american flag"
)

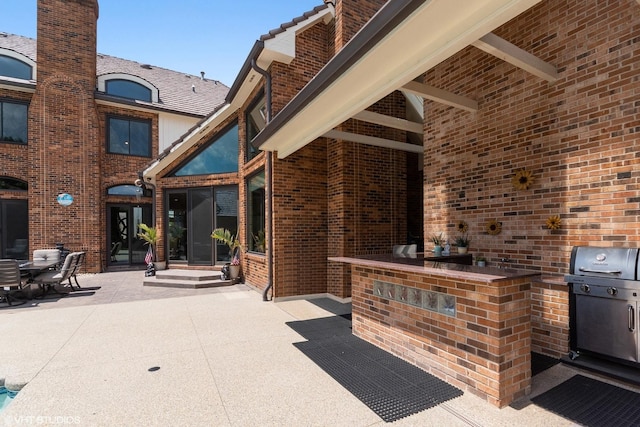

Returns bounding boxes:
[145,246,153,264]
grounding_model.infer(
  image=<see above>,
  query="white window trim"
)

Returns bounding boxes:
[97,73,159,103]
[0,48,36,81]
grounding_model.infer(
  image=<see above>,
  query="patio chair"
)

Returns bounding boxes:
[32,249,61,268]
[31,252,79,297]
[67,251,85,290]
[0,259,27,306]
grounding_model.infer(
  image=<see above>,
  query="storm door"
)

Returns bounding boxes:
[107,204,152,266]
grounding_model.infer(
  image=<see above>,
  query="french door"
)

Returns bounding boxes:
[107,204,152,266]
[166,186,237,266]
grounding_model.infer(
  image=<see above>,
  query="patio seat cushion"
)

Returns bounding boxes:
[32,249,61,262]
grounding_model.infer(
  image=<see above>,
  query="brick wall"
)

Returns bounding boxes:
[351,265,532,407]
[28,0,102,271]
[531,277,570,358]
[422,0,640,275]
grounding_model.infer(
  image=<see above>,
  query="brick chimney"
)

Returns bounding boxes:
[28,0,101,270]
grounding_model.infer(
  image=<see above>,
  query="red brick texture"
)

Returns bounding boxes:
[28,0,102,270]
[422,0,640,275]
[351,265,532,407]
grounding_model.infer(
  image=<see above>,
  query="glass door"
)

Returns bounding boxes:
[165,186,237,266]
[107,204,152,266]
[1,199,29,259]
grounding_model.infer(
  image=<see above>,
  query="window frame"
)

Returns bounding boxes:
[169,120,239,177]
[246,169,266,254]
[106,115,152,157]
[0,99,28,145]
[245,90,266,162]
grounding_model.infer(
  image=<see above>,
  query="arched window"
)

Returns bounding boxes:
[0,177,27,191]
[170,123,239,176]
[107,184,149,196]
[0,55,32,80]
[106,79,152,102]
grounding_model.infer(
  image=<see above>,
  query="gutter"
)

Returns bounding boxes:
[250,59,274,302]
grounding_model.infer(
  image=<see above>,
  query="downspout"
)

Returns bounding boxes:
[251,59,274,301]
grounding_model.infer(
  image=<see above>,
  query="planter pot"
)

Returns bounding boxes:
[433,245,443,257]
[477,261,486,267]
[457,247,468,254]
[155,261,167,270]
[229,265,240,279]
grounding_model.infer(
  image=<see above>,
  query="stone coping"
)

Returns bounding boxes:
[329,254,540,283]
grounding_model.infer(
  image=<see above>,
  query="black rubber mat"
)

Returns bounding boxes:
[288,317,463,422]
[531,352,559,376]
[531,374,640,427]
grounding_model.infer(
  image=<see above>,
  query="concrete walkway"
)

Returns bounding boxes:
[0,271,637,426]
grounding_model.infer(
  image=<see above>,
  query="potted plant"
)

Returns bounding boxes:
[476,256,486,267]
[137,223,167,270]
[455,234,471,254]
[211,228,242,279]
[430,233,444,256]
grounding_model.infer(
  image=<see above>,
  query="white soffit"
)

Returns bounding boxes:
[260,0,542,159]
[261,6,335,66]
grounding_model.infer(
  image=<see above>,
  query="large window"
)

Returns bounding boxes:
[107,116,151,157]
[106,79,152,102]
[171,123,239,176]
[0,101,28,144]
[247,170,265,253]
[246,92,266,161]
[0,55,32,80]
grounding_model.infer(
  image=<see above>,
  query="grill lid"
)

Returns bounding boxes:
[570,246,639,280]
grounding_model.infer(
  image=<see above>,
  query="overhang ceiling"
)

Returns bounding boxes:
[254,0,547,159]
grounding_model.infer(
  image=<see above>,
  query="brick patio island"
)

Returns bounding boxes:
[330,255,539,407]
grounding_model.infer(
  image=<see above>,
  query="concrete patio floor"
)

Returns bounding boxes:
[1,270,639,426]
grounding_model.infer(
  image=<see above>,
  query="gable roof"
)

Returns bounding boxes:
[141,4,335,182]
[0,32,228,117]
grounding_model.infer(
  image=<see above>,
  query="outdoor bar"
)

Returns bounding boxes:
[329,254,539,407]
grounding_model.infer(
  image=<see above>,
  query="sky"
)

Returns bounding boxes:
[0,0,322,86]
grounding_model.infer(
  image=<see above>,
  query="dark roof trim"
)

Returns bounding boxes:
[252,0,425,149]
[94,93,205,118]
[225,40,265,103]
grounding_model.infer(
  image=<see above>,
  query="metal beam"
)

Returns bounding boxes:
[401,80,478,112]
[472,32,558,82]
[352,110,423,134]
[323,130,423,153]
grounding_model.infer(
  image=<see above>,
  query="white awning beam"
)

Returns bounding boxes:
[401,81,478,112]
[352,110,423,134]
[472,32,558,82]
[323,130,423,153]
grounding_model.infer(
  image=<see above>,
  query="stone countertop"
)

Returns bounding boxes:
[329,254,540,283]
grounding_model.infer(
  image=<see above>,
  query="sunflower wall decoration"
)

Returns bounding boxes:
[545,215,562,230]
[512,169,534,191]
[456,220,468,234]
[486,219,502,235]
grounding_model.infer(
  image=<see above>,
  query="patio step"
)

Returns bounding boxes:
[143,269,237,289]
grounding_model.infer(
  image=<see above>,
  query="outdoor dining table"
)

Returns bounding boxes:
[17,259,61,298]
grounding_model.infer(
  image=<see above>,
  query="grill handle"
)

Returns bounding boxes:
[578,267,622,275]
[629,305,635,332]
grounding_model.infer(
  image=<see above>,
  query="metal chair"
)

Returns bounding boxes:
[0,259,27,306]
[31,252,79,297]
[32,249,61,269]
[67,251,85,290]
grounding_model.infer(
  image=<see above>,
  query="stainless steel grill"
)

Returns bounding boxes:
[565,246,640,366]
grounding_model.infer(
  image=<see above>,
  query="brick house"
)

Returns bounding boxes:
[3,0,640,406]
[0,0,228,272]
